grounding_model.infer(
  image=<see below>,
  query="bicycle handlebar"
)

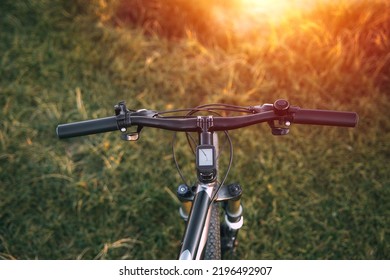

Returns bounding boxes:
[56,100,358,139]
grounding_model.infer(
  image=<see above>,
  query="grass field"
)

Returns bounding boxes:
[0,0,389,259]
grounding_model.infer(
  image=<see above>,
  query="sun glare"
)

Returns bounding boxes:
[212,0,342,41]
[238,0,340,21]
[241,0,305,19]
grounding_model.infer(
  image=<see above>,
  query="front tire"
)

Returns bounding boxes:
[204,202,221,259]
[204,132,221,260]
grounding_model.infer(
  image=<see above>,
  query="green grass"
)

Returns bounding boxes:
[0,0,389,259]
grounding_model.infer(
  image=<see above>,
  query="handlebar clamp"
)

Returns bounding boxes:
[268,100,292,135]
[114,101,131,132]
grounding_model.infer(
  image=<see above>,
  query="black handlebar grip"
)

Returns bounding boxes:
[293,109,358,127]
[56,116,119,139]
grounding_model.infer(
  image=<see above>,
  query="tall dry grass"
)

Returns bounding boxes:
[0,0,388,259]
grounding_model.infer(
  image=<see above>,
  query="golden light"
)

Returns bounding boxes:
[237,0,338,21]
[211,0,342,42]
[240,0,307,20]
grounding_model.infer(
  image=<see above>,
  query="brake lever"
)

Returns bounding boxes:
[268,99,292,135]
[114,101,157,141]
[268,120,291,135]
[121,125,143,141]
[252,99,294,135]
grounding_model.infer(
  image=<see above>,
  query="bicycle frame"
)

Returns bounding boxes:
[178,123,244,259]
[178,128,218,260]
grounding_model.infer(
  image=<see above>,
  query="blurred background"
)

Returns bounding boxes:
[0,0,389,259]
